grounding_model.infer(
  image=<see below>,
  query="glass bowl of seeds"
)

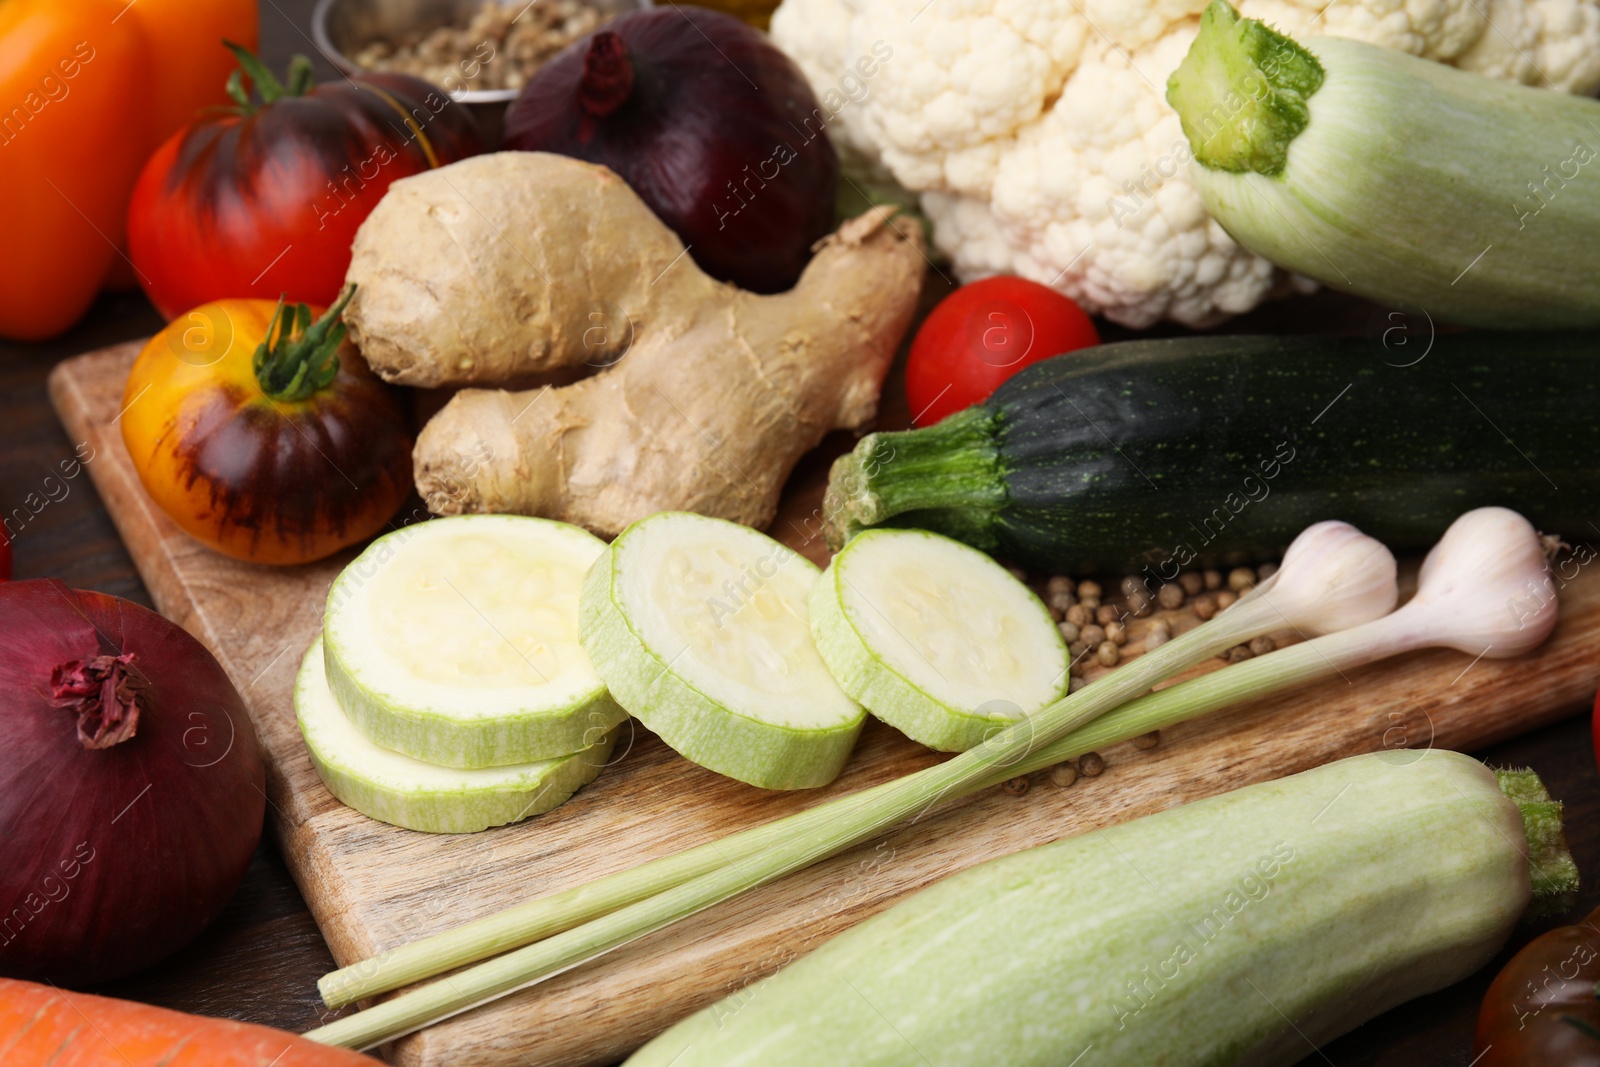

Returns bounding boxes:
[312,0,649,145]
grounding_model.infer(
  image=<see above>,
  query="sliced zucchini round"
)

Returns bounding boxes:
[579,512,864,790]
[323,515,626,769]
[809,528,1068,752]
[296,638,615,833]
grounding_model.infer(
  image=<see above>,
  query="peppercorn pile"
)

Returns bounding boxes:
[1001,560,1289,793]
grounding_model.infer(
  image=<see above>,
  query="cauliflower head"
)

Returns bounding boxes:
[771,0,1600,327]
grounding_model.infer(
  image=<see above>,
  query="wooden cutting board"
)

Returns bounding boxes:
[51,342,1600,1067]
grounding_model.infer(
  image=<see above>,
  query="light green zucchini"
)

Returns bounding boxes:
[579,511,863,790]
[809,527,1067,751]
[323,515,626,769]
[1167,0,1600,327]
[629,750,1575,1067]
[296,638,615,833]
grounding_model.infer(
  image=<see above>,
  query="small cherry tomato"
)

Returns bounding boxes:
[120,290,412,565]
[905,276,1100,427]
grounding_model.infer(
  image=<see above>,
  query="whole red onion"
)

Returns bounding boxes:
[504,7,840,294]
[0,580,265,986]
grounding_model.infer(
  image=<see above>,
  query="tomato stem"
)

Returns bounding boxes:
[225,41,316,113]
[254,285,356,403]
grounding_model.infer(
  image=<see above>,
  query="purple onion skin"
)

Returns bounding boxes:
[0,580,265,987]
[504,8,841,294]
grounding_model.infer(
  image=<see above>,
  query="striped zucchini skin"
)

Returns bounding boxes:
[829,333,1600,574]
[1170,2,1600,328]
[627,751,1531,1067]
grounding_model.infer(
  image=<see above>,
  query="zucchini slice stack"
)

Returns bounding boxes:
[295,516,625,833]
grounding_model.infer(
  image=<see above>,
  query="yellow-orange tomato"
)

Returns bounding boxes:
[121,297,412,566]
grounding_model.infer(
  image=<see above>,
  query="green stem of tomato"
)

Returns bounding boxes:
[225,41,315,112]
[254,284,356,403]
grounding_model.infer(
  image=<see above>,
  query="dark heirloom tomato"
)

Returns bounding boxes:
[127,48,482,319]
[1474,903,1600,1065]
[121,290,412,565]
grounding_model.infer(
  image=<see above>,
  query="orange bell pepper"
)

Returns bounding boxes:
[0,0,149,340]
[0,0,258,340]
[130,0,259,156]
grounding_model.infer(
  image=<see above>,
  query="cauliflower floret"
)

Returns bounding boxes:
[771,0,1600,327]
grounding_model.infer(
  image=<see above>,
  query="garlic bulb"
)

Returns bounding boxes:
[1400,507,1557,658]
[1248,520,1399,636]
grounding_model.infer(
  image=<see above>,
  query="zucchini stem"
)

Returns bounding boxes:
[823,407,1005,552]
[1496,768,1580,907]
[1165,0,1325,176]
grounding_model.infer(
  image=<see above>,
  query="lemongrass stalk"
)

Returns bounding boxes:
[317,507,1551,1015]
[317,628,1357,1009]
[304,521,1399,1049]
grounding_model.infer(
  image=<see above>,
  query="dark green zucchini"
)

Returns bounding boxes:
[824,334,1600,574]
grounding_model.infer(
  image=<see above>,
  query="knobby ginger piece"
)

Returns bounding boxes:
[344,152,926,536]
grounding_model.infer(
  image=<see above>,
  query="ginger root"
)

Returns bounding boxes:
[344,152,926,536]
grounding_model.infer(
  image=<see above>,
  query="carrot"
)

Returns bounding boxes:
[0,979,374,1066]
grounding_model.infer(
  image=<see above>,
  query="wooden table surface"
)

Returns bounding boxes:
[4,2,1599,1063]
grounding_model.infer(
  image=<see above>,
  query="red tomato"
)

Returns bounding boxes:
[0,524,10,582]
[127,49,482,319]
[905,276,1100,427]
